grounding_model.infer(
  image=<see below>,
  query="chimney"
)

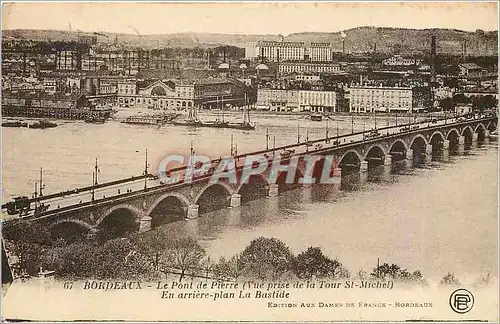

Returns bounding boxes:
[430,35,436,84]
[223,47,227,63]
[463,40,467,59]
[342,38,345,55]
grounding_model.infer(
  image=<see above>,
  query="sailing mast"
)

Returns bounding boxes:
[216,96,220,122]
[221,95,225,123]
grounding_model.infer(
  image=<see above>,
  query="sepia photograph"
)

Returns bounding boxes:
[1,1,499,322]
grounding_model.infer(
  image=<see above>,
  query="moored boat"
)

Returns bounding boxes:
[2,121,28,128]
[28,120,58,129]
[85,115,107,124]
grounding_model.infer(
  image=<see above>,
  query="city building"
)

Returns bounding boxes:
[116,78,248,110]
[55,50,79,70]
[279,62,342,74]
[382,55,422,66]
[348,85,431,113]
[458,63,484,78]
[293,73,321,82]
[246,41,334,62]
[257,88,339,112]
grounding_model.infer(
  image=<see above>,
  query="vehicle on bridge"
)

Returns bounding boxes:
[400,126,410,132]
[364,130,381,139]
[4,196,31,215]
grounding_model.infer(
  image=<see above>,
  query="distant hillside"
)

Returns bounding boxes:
[3,27,498,56]
[285,27,498,56]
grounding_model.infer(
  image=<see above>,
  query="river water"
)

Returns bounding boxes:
[1,113,498,281]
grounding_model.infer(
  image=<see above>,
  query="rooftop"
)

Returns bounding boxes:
[459,63,482,70]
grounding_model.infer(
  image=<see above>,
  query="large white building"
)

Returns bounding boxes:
[246,41,334,62]
[257,88,339,112]
[279,62,342,74]
[348,85,431,113]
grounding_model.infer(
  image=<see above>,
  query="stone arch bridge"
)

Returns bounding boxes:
[2,116,496,243]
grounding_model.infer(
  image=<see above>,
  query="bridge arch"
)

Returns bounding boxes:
[274,168,304,194]
[410,135,427,166]
[429,131,445,143]
[461,125,474,137]
[461,126,474,148]
[429,131,446,161]
[474,123,486,142]
[474,123,486,134]
[237,174,269,203]
[364,145,386,182]
[147,192,190,227]
[446,128,460,140]
[486,121,497,132]
[50,220,94,244]
[446,128,460,155]
[410,134,428,148]
[339,150,362,190]
[388,139,408,153]
[194,182,234,214]
[96,204,143,240]
[389,140,408,171]
[339,150,363,167]
[363,144,387,161]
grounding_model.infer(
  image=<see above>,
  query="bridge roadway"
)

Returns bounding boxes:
[1,114,497,240]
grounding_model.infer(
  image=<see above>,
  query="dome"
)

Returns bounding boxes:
[218,62,230,70]
[255,63,269,70]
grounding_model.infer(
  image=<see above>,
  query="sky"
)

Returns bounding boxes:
[2,2,499,35]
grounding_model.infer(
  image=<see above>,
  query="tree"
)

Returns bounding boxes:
[92,238,151,280]
[371,263,426,285]
[440,98,455,112]
[440,272,461,286]
[213,255,243,280]
[3,222,52,277]
[132,231,172,274]
[164,237,205,282]
[472,95,497,112]
[238,237,296,280]
[294,247,349,280]
[41,238,152,280]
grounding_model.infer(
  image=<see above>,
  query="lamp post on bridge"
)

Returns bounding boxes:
[351,113,354,134]
[94,158,100,186]
[325,120,330,143]
[273,136,276,158]
[266,127,269,150]
[33,181,39,211]
[39,167,45,197]
[91,172,95,202]
[144,148,149,190]
[230,134,234,156]
[362,118,366,140]
[297,123,300,144]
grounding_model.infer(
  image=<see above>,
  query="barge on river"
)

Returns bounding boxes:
[121,113,181,125]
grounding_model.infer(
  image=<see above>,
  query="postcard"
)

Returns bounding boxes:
[1,1,498,322]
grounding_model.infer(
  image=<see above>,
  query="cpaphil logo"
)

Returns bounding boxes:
[449,288,474,314]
